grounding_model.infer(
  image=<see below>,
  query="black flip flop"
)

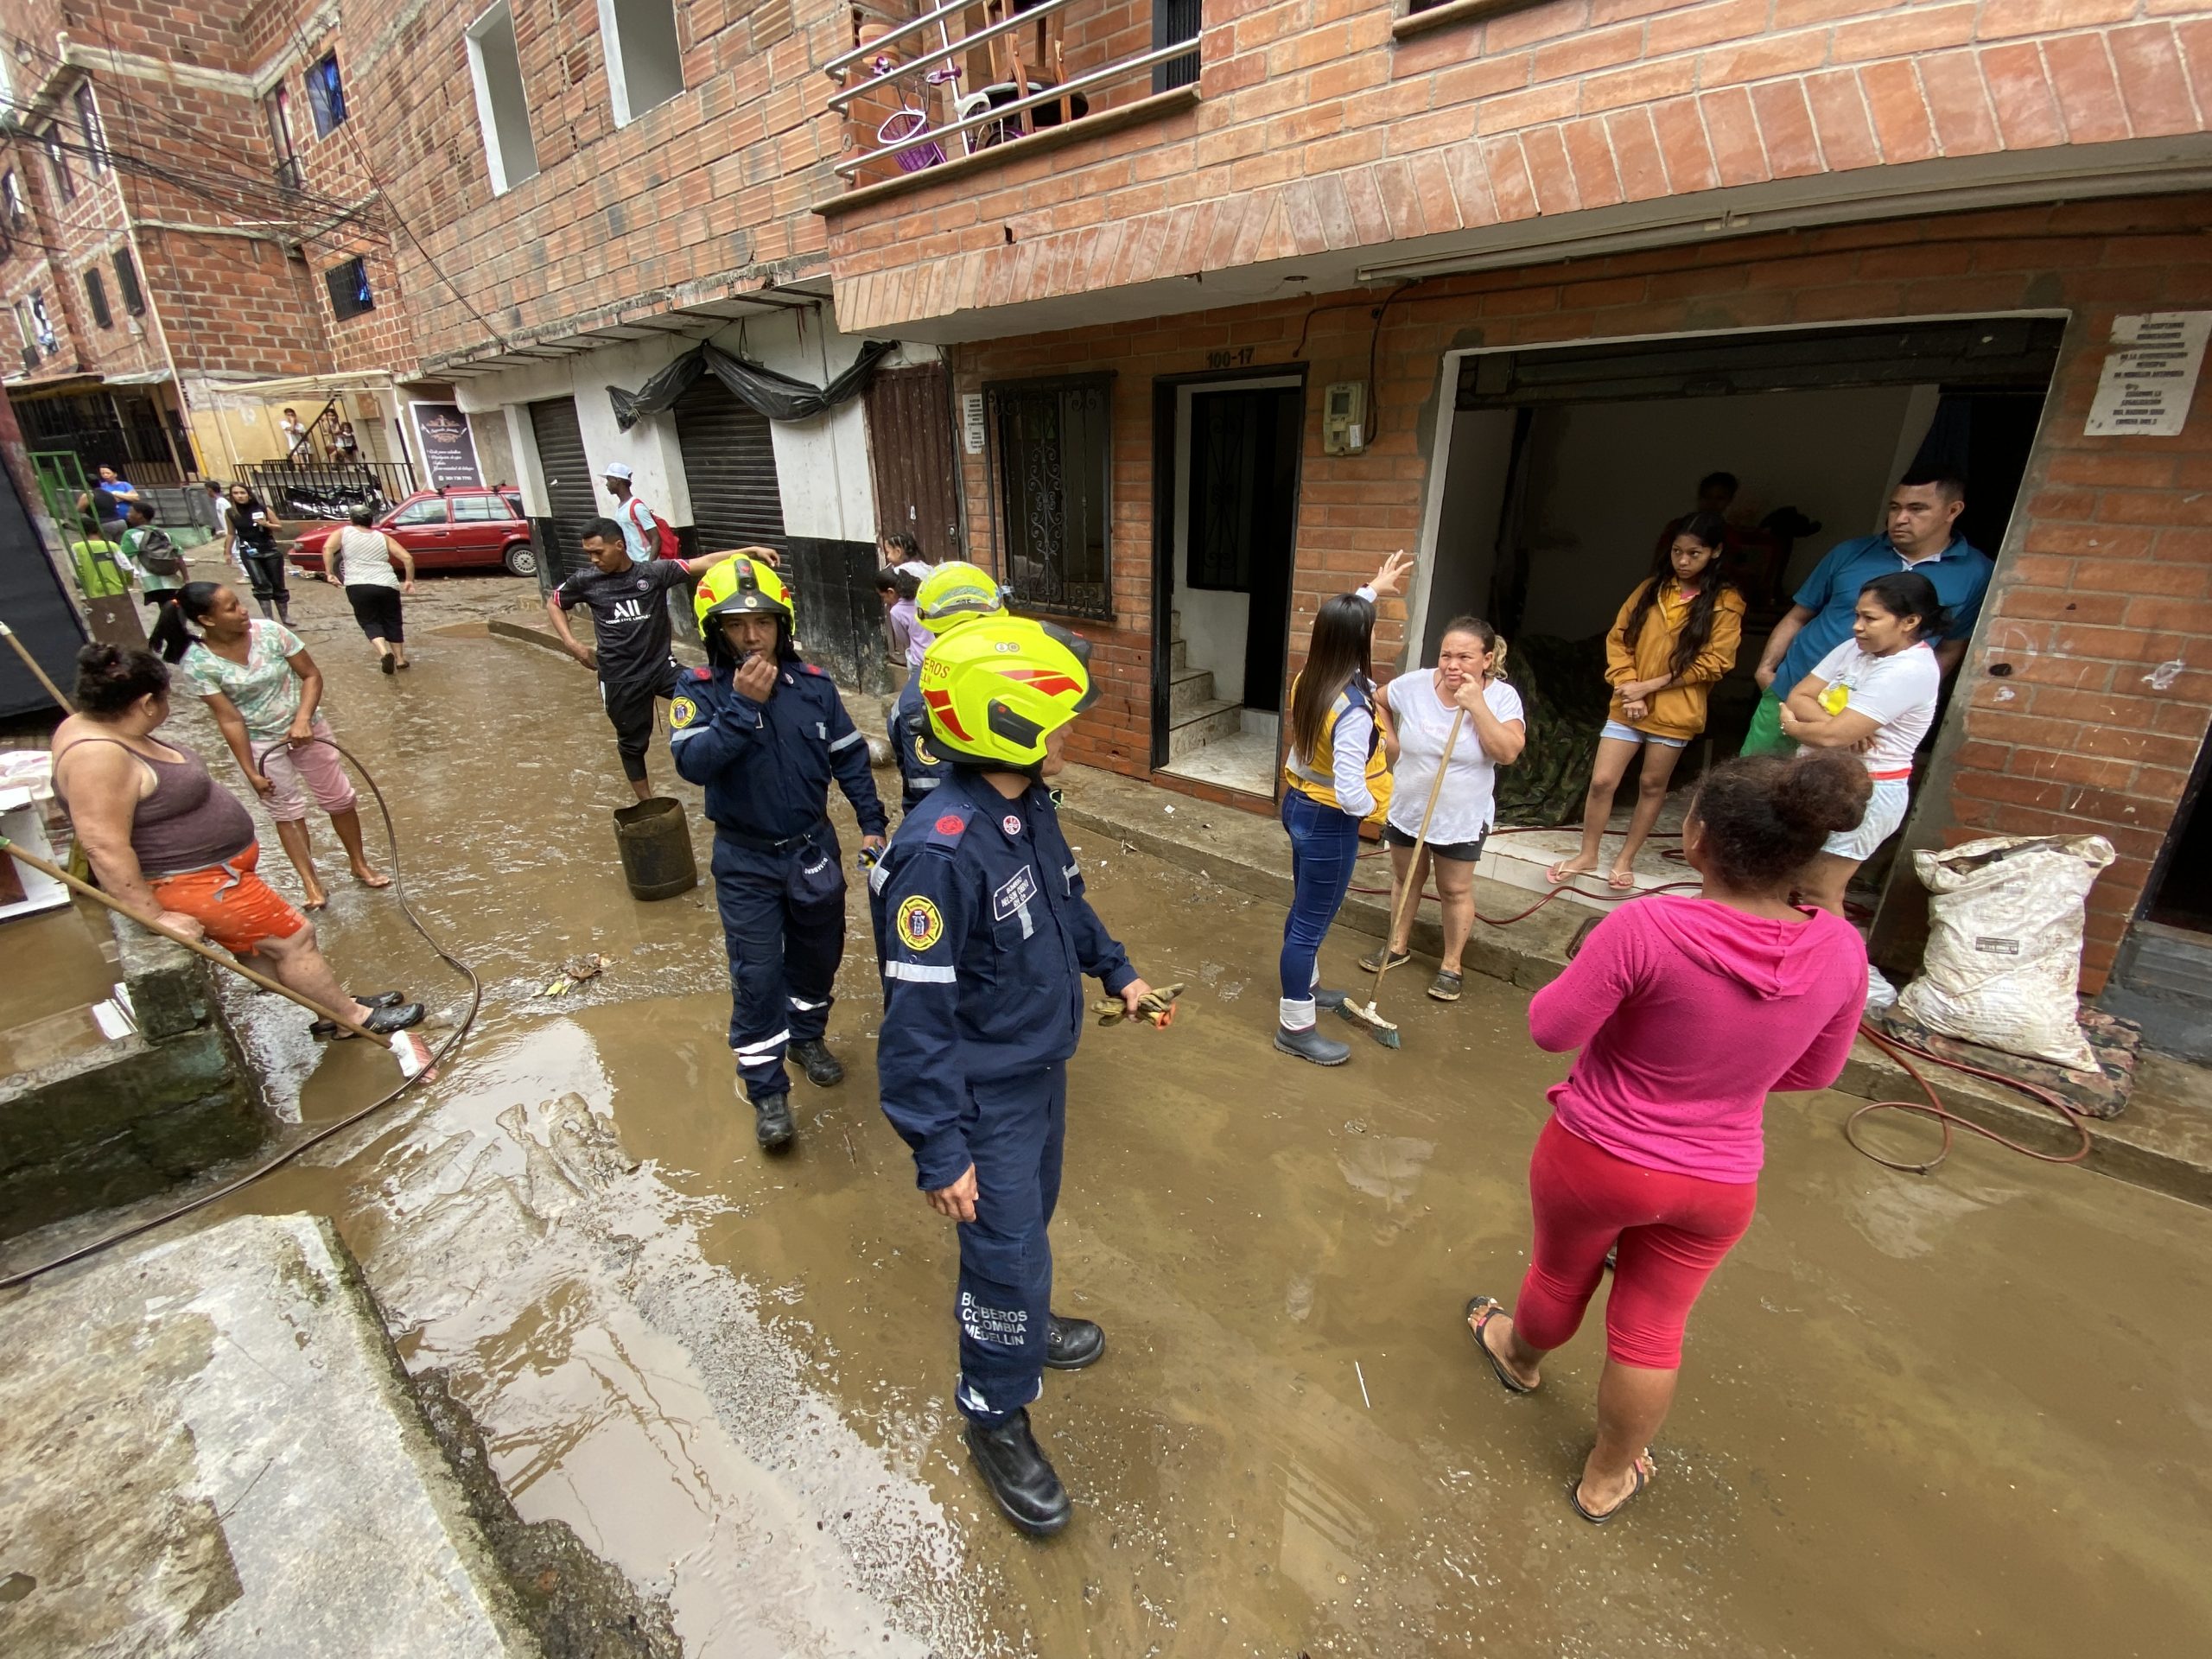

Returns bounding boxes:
[1465,1296,1535,1395]
[1568,1453,1653,1525]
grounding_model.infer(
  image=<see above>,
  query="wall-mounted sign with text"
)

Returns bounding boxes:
[2084,313,2210,438]
[409,403,483,487]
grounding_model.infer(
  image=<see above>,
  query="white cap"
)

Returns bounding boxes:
[602,461,633,482]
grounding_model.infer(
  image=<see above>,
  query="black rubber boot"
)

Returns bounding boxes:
[1045,1315,1105,1370]
[963,1408,1071,1536]
[1274,1023,1351,1066]
[790,1038,844,1088]
[1312,988,1349,1013]
[753,1092,796,1152]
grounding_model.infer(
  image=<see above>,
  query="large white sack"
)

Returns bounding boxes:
[1894,834,2115,1071]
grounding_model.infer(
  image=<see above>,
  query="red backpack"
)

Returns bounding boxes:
[626,498,680,562]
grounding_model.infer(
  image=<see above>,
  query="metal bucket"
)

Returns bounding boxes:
[612,798,697,901]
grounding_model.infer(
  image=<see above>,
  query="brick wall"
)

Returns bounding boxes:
[947,193,2212,989]
[826,0,2212,330]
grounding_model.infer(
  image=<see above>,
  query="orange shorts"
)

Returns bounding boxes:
[149,842,307,956]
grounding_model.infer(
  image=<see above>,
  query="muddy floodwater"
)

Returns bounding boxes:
[137,581,2212,1655]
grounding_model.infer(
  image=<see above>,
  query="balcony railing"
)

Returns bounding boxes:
[826,0,1199,189]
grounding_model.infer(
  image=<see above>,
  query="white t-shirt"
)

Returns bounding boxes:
[1383,671,1525,845]
[1809,639,1940,777]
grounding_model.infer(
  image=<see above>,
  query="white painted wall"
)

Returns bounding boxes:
[451,306,887,543]
[1169,375,1301,708]
[1514,385,1932,640]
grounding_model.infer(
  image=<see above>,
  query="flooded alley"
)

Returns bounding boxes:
[21,577,2212,1659]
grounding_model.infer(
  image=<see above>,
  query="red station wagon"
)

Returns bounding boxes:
[289,487,537,578]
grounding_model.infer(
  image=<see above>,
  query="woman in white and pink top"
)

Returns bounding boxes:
[1777,568,1946,917]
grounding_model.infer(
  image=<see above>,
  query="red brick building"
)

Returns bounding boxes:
[820,0,2212,1018]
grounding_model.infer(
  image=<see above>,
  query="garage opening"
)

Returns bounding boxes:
[1149,371,1305,795]
[525,396,599,583]
[1421,316,2063,923]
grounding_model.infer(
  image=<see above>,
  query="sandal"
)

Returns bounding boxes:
[1359,945,1411,974]
[1465,1296,1536,1395]
[1546,861,1594,887]
[1569,1452,1655,1524]
[1427,970,1462,1002]
[1607,868,1637,892]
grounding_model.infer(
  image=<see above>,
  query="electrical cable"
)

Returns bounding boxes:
[0,734,481,1290]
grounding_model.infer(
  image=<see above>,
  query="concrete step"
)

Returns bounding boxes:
[1168,696,1244,759]
[1168,664,1217,721]
[0,1213,539,1655]
[1169,634,1188,673]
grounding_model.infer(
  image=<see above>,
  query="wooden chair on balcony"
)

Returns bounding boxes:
[959,0,1087,149]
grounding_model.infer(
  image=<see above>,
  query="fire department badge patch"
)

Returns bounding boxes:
[897,895,944,951]
[669,696,697,728]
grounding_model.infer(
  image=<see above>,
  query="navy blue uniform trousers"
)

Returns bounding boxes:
[954,1060,1067,1423]
[710,823,846,1103]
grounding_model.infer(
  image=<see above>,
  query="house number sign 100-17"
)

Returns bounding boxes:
[1205,347,1257,369]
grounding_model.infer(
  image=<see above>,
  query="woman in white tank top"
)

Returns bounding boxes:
[324,503,416,672]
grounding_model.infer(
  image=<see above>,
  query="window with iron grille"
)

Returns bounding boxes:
[74,84,108,174]
[83,268,111,328]
[1,171,22,227]
[306,53,347,137]
[1153,0,1201,93]
[987,374,1114,621]
[325,257,373,321]
[29,291,56,353]
[112,248,145,315]
[15,301,39,368]
[41,126,73,201]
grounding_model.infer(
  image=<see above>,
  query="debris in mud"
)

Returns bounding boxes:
[409,1367,683,1659]
[543,954,607,997]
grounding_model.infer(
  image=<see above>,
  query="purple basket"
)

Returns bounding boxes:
[878,110,945,174]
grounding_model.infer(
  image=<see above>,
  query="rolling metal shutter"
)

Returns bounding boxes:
[525,397,599,582]
[673,377,787,555]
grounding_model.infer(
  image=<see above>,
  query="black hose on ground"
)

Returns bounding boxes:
[0,735,481,1289]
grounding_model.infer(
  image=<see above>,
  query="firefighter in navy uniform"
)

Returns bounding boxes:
[870,614,1154,1535]
[887,561,1008,817]
[671,556,887,1151]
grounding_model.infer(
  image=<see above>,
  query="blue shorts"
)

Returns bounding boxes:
[1600,719,1688,750]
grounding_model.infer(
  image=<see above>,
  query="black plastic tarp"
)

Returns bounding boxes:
[609,340,897,431]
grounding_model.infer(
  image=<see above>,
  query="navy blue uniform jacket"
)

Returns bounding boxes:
[669,658,887,840]
[871,766,1136,1189]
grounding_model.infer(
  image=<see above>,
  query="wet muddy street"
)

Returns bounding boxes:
[168,580,2212,1656]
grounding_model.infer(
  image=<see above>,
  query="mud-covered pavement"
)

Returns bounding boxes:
[159,577,2212,1656]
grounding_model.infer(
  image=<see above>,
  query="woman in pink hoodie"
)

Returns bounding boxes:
[1465,749,1871,1523]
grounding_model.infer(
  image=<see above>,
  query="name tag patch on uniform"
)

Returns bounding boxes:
[993,866,1038,922]
[897,895,944,950]
[669,696,697,728]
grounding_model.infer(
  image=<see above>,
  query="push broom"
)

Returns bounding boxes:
[1,836,433,1077]
[1340,706,1465,1050]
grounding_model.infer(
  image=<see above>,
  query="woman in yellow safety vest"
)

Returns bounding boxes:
[1274,550,1413,1066]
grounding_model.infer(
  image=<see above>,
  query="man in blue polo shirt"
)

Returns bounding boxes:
[1744,467,1990,755]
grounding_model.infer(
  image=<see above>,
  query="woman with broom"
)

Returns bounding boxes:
[1274,550,1414,1067]
[1358,616,1525,1002]
[49,643,422,1039]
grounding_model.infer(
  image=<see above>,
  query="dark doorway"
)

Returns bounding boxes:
[1187,387,1299,716]
[1149,371,1305,794]
[864,363,963,563]
[525,397,597,584]
[2147,729,2212,932]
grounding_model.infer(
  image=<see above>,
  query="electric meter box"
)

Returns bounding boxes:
[1322,382,1366,454]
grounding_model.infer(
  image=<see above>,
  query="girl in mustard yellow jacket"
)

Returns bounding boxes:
[1548,513,1745,891]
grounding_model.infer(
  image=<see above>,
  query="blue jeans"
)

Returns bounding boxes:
[1279,789,1363,1002]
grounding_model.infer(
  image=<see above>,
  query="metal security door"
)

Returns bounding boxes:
[525,397,597,582]
[863,363,963,563]
[672,377,787,555]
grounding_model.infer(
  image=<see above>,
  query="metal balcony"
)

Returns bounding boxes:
[826,0,1199,186]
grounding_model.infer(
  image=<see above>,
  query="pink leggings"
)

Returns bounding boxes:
[1515,1117,1759,1370]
